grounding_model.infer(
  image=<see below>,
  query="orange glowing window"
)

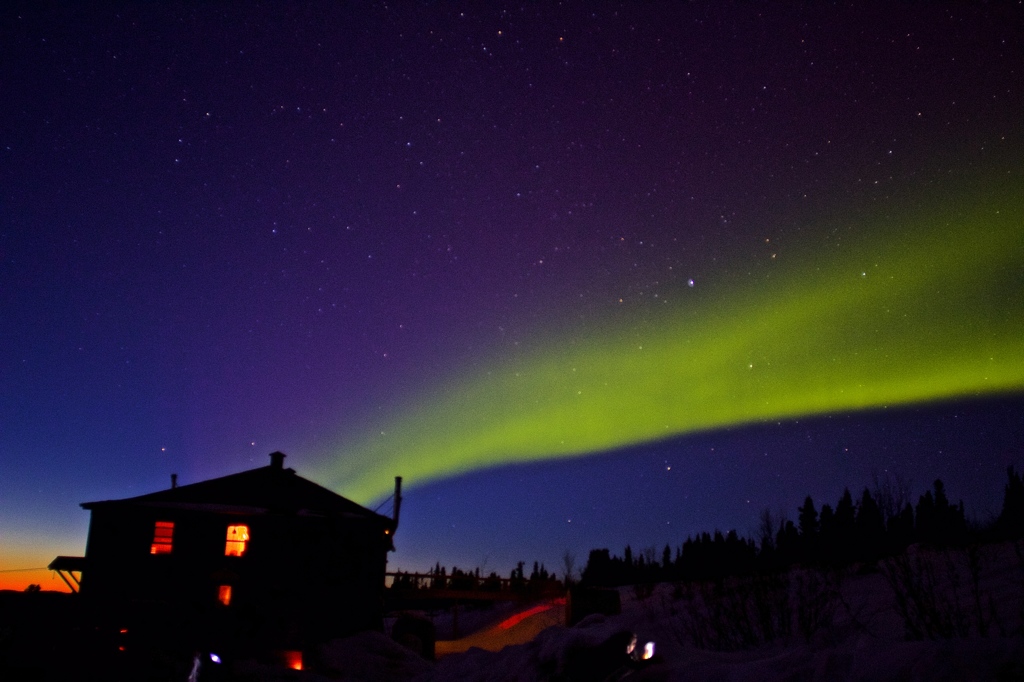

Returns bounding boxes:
[217,584,232,606]
[150,521,174,554]
[225,524,249,557]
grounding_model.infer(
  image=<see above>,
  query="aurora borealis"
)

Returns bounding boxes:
[321,187,1024,502]
[2,3,1022,588]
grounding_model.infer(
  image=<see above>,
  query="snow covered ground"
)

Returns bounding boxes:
[232,542,1024,681]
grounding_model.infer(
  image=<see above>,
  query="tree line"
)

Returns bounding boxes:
[390,560,561,594]
[580,466,1024,588]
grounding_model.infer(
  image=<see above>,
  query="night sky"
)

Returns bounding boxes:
[2,3,1022,589]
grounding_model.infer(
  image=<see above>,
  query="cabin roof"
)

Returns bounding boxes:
[82,452,392,525]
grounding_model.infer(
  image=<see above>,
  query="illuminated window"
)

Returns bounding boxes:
[217,584,232,606]
[150,521,174,554]
[225,524,249,557]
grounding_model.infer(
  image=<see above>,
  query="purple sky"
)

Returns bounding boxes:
[2,3,1022,587]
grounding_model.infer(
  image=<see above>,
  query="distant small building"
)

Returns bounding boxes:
[51,452,400,665]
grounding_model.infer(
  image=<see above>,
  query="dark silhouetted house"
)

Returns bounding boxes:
[50,452,400,668]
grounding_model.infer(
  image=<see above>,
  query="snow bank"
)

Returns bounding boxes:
[236,543,1024,681]
[415,543,1024,681]
[316,631,432,681]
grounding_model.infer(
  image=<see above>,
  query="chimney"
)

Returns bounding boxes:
[171,473,177,489]
[392,476,402,530]
[270,451,286,469]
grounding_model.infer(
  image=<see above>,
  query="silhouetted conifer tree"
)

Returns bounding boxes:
[798,496,819,538]
[819,503,835,534]
[776,520,800,566]
[888,502,915,552]
[915,479,966,546]
[996,465,1024,539]
[679,537,694,578]
[916,489,937,543]
[581,549,612,586]
[798,496,819,562]
[855,488,886,562]
[833,489,857,564]
[818,503,838,564]
[834,489,855,530]
[758,508,777,553]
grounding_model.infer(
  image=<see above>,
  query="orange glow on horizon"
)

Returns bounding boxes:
[0,566,73,593]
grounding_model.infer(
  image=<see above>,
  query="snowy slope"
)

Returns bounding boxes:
[234,543,1024,681]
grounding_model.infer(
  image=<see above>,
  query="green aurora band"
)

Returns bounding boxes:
[318,187,1024,503]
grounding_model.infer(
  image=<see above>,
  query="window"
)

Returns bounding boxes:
[217,584,232,606]
[150,521,174,554]
[225,524,249,557]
